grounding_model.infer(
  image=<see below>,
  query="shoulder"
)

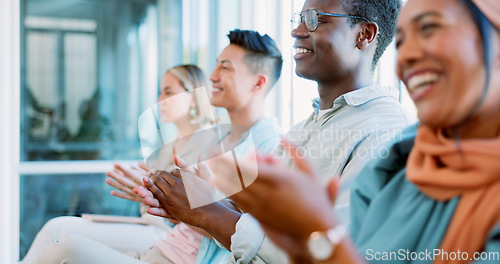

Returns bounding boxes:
[284,117,310,142]
[340,86,417,133]
[250,118,283,153]
[352,124,418,198]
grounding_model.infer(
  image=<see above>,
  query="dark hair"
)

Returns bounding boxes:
[453,0,497,153]
[343,0,402,69]
[463,0,496,113]
[228,29,283,90]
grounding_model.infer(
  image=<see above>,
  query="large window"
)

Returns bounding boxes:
[19,0,160,257]
[18,0,284,260]
[9,0,415,261]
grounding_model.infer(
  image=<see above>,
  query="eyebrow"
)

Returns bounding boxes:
[397,11,442,34]
[412,11,442,23]
[219,59,232,65]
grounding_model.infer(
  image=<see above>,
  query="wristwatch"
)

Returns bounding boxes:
[307,225,347,261]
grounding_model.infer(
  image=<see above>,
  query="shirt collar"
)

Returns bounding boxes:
[311,85,400,113]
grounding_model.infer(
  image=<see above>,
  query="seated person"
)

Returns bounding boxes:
[21,64,217,264]
[142,0,416,263]
[212,0,500,263]
[21,29,284,264]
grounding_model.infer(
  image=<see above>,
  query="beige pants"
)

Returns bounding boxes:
[24,235,174,264]
[130,246,175,264]
[21,216,172,264]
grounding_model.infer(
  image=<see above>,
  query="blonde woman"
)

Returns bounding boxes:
[21,65,217,264]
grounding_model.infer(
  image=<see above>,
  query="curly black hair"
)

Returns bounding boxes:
[228,29,283,88]
[343,0,402,70]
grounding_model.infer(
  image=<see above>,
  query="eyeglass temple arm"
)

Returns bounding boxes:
[317,12,370,23]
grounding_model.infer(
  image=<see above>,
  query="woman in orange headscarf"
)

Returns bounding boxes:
[212,0,500,263]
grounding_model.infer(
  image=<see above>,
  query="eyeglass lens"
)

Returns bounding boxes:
[292,10,318,32]
[304,10,318,31]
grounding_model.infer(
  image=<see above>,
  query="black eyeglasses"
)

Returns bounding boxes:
[292,9,370,32]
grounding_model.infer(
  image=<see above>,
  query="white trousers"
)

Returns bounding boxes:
[21,216,172,264]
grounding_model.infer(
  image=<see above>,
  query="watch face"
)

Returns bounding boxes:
[308,234,334,261]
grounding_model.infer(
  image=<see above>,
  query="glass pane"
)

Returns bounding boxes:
[22,0,159,161]
[19,173,140,258]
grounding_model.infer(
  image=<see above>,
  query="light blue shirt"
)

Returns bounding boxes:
[227,85,417,264]
[195,118,282,264]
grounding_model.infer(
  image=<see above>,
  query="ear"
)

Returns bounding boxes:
[252,74,269,92]
[356,22,378,50]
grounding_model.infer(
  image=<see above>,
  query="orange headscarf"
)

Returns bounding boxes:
[407,127,500,263]
[407,1,500,263]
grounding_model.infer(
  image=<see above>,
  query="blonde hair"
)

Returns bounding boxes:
[167,65,215,127]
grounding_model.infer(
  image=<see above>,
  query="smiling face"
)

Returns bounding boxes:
[396,0,487,127]
[291,0,361,82]
[209,44,257,111]
[158,72,194,123]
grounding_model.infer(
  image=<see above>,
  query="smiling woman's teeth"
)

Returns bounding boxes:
[407,73,440,91]
[295,48,312,54]
[212,87,222,92]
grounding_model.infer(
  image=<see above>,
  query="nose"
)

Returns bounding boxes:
[209,67,219,83]
[396,34,424,72]
[158,93,165,103]
[291,21,309,39]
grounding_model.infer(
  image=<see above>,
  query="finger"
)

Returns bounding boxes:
[109,166,124,176]
[137,161,151,173]
[170,168,182,178]
[154,170,180,188]
[130,164,142,173]
[131,163,148,176]
[281,139,315,177]
[134,185,154,199]
[110,190,142,203]
[197,157,212,182]
[174,154,189,167]
[326,177,339,205]
[147,207,173,219]
[105,178,137,197]
[106,170,137,190]
[143,195,162,208]
[115,164,143,185]
[143,176,170,209]
[175,155,198,175]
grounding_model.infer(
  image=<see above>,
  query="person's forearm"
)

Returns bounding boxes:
[187,199,241,240]
[186,224,213,239]
[319,239,366,264]
[196,202,242,249]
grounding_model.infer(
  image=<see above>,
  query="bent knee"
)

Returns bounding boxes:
[41,216,85,238]
[37,235,91,264]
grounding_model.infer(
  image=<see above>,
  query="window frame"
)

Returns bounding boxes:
[0,0,21,262]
